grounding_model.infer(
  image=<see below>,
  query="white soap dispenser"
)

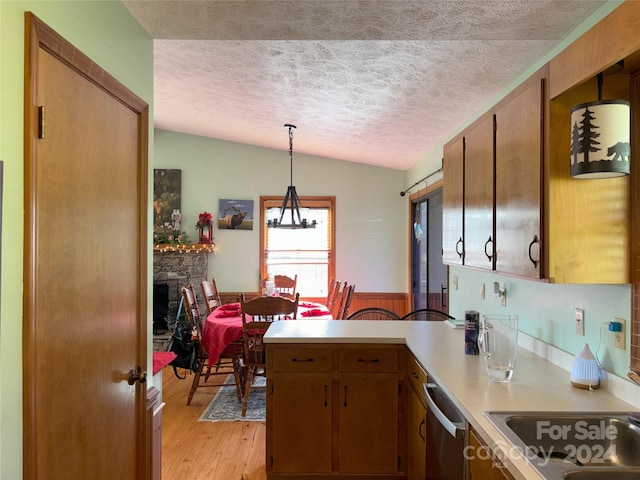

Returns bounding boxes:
[570,343,600,390]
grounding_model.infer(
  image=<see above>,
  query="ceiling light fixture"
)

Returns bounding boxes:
[267,124,316,229]
[570,62,630,179]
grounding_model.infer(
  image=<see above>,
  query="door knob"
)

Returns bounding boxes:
[128,366,147,385]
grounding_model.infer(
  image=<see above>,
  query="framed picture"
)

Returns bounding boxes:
[153,169,182,238]
[218,199,254,230]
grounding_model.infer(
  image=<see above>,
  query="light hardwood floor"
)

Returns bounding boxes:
[161,369,267,480]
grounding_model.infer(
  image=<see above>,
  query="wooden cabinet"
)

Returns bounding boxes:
[443,113,496,271]
[442,136,464,265]
[444,26,635,284]
[463,114,496,270]
[494,74,544,278]
[266,344,404,479]
[406,354,428,480]
[443,66,548,280]
[267,346,333,474]
[467,427,514,480]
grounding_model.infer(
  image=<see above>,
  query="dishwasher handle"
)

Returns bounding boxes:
[423,383,466,439]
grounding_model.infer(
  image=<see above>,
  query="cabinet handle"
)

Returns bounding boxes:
[323,385,328,407]
[411,371,420,380]
[455,237,464,258]
[291,357,314,362]
[528,235,540,268]
[357,358,380,363]
[484,235,493,262]
[418,418,426,443]
[343,384,348,407]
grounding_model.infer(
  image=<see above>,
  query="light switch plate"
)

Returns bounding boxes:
[480,283,485,300]
[575,308,585,336]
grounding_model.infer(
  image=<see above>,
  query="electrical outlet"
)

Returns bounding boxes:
[614,318,626,349]
[480,283,485,299]
[575,308,585,336]
[453,276,458,290]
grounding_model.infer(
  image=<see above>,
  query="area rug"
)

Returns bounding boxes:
[198,376,266,422]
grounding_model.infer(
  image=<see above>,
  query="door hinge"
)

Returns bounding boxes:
[38,105,45,139]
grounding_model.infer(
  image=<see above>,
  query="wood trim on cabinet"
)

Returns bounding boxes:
[549,1,640,99]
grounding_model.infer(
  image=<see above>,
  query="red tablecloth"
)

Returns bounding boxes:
[152,351,177,375]
[201,301,331,365]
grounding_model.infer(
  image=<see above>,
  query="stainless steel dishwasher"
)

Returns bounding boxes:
[423,380,467,479]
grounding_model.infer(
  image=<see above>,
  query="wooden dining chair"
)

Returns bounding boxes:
[325,277,341,312]
[272,274,297,299]
[346,307,401,320]
[180,284,242,406]
[201,278,241,376]
[201,278,222,315]
[401,308,455,321]
[329,281,347,318]
[334,284,355,319]
[239,292,299,416]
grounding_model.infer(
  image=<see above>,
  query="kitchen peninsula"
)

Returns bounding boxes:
[264,320,638,480]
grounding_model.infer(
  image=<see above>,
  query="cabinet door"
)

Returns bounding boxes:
[406,385,427,480]
[268,377,332,474]
[466,428,515,480]
[495,78,543,278]
[337,377,400,474]
[442,136,465,265]
[464,114,496,270]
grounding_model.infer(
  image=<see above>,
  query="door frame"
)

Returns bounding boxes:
[23,13,150,479]
[407,180,447,312]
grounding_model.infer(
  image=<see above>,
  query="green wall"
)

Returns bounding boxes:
[0,1,153,478]
[448,267,632,378]
[154,129,408,293]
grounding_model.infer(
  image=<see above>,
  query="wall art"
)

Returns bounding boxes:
[218,199,254,230]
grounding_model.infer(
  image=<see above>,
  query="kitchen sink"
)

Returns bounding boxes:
[484,411,640,479]
[563,469,640,479]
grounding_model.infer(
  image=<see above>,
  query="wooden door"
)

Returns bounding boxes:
[23,14,149,479]
[495,77,544,278]
[464,114,495,270]
[442,136,465,265]
[268,377,332,473]
[406,385,427,480]
[337,377,400,474]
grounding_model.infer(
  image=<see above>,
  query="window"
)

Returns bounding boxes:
[260,196,335,299]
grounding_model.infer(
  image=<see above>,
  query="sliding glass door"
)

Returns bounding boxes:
[410,188,448,312]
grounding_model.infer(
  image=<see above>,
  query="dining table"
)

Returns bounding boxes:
[201,300,332,365]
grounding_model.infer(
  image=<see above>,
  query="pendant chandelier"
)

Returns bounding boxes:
[570,62,630,179]
[267,124,316,229]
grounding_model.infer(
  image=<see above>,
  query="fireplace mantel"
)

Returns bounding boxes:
[153,243,215,253]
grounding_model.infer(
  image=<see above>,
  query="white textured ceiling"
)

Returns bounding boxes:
[123,0,606,171]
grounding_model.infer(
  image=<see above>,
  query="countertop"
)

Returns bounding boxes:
[264,320,638,480]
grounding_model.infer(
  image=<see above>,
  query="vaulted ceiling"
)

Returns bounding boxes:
[124,0,606,170]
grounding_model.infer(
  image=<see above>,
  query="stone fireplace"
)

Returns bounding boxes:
[153,248,211,345]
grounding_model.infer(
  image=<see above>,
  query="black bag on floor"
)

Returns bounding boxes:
[168,325,199,380]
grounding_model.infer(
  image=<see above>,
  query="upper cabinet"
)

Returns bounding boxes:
[442,137,464,266]
[444,63,630,283]
[464,115,495,270]
[495,75,544,278]
[443,67,545,279]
